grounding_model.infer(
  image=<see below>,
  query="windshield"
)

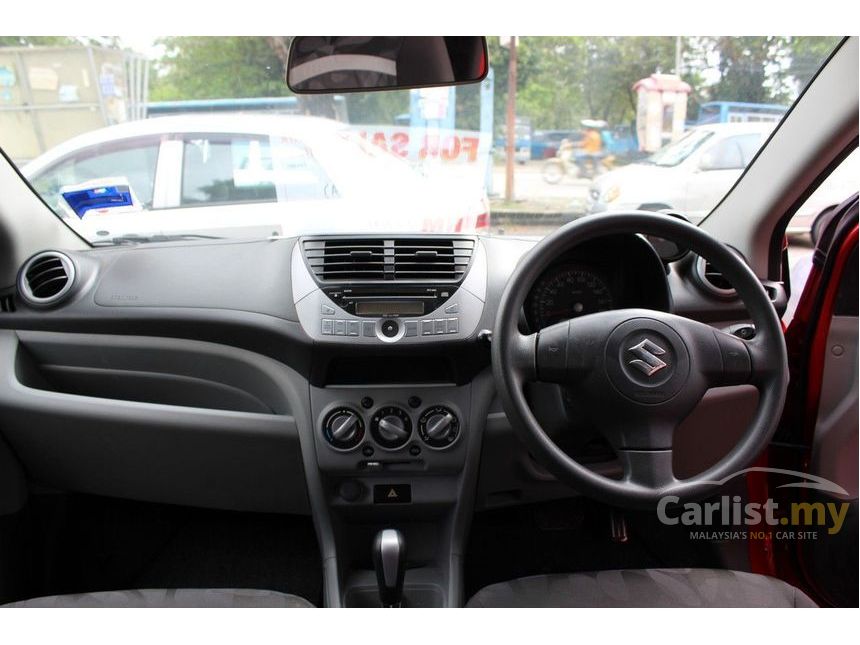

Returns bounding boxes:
[0,36,840,244]
[647,129,713,167]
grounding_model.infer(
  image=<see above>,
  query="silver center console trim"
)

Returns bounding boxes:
[291,239,488,344]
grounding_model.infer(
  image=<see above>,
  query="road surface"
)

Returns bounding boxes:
[490,160,590,207]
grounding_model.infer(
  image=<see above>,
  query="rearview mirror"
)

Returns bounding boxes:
[287,36,488,94]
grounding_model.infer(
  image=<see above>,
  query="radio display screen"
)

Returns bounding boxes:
[355,301,424,316]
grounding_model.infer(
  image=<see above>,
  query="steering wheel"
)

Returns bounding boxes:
[492,212,788,508]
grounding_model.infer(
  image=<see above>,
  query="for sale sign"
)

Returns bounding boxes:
[351,127,488,164]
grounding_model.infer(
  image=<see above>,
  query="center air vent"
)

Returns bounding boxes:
[18,251,76,306]
[695,255,736,298]
[303,238,475,282]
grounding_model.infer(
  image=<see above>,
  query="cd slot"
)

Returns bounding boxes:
[355,300,425,316]
[323,286,456,317]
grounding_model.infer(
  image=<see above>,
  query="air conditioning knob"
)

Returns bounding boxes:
[323,407,365,450]
[418,406,460,449]
[370,406,412,450]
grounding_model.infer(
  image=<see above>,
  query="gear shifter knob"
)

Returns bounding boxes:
[372,528,406,607]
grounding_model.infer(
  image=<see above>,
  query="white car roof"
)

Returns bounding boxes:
[690,121,778,136]
[22,114,349,174]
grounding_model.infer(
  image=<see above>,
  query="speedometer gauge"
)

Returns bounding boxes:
[528,266,614,330]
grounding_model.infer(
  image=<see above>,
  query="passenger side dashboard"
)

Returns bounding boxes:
[0,231,787,517]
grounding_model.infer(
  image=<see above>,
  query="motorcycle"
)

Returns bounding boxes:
[542,149,614,183]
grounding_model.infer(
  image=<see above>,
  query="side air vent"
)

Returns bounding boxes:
[695,255,736,298]
[18,251,76,306]
[303,238,475,282]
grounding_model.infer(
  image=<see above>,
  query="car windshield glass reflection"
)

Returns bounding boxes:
[0,36,840,244]
[647,129,713,167]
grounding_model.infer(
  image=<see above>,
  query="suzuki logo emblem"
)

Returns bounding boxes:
[628,339,668,377]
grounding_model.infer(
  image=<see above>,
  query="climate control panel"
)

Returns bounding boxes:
[322,403,459,452]
[311,385,469,475]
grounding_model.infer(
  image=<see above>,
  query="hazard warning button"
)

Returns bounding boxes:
[373,484,411,504]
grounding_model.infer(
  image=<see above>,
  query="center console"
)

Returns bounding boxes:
[291,235,490,607]
[292,236,487,345]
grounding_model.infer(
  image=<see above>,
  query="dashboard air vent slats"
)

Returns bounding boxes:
[695,256,736,298]
[393,239,474,280]
[303,238,475,282]
[304,239,388,280]
[18,251,76,306]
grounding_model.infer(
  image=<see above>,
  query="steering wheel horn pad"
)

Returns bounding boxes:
[605,318,689,403]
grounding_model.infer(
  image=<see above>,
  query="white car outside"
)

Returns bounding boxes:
[23,114,489,243]
[587,122,776,224]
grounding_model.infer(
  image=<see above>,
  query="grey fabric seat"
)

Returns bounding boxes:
[3,588,314,608]
[466,568,817,608]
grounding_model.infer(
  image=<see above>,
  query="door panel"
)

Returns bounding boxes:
[810,315,858,498]
[786,200,858,607]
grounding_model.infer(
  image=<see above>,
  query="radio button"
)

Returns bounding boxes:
[347,320,360,336]
[405,321,418,337]
[421,320,434,336]
[444,303,459,314]
[334,320,346,336]
[434,319,446,334]
[362,321,375,337]
[447,318,459,334]
[321,319,334,335]
[321,303,336,315]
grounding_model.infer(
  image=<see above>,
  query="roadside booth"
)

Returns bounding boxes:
[632,73,691,153]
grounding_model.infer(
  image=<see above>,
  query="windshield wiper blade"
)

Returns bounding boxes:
[91,233,224,247]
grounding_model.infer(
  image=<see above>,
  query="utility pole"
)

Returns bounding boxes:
[675,36,683,76]
[504,36,517,202]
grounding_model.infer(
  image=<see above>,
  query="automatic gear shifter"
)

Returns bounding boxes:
[372,529,406,607]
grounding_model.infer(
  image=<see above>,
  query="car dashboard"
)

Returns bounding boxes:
[0,231,787,606]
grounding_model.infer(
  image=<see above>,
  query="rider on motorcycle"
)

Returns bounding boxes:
[541,120,614,183]
[578,119,606,176]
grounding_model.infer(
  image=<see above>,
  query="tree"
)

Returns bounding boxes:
[484,37,547,133]
[144,36,842,128]
[0,36,122,48]
[486,37,680,131]
[705,37,791,104]
[0,36,78,47]
[683,37,840,107]
[516,37,587,130]
[582,37,679,124]
[149,37,292,101]
[786,36,841,91]
[150,36,388,122]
